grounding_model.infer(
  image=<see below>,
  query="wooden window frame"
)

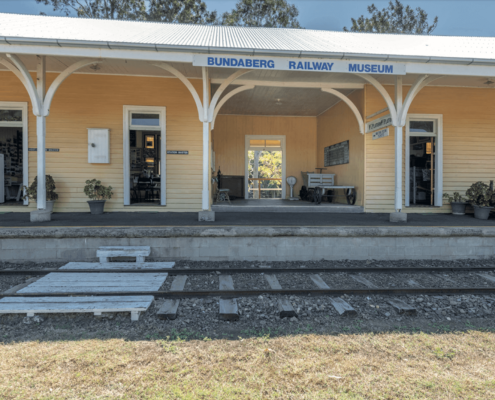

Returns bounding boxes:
[123,106,166,206]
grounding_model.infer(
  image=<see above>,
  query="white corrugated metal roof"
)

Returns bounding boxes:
[1,13,495,62]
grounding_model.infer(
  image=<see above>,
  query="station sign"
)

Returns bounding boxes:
[193,55,406,75]
[366,114,392,133]
[372,127,390,140]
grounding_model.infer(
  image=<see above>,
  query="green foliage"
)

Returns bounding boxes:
[84,179,113,201]
[465,181,494,208]
[344,0,438,34]
[221,0,301,28]
[36,0,218,24]
[442,192,464,204]
[22,175,58,201]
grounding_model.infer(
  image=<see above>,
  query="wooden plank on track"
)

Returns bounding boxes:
[329,297,357,316]
[406,279,423,288]
[219,275,239,321]
[350,275,378,289]
[387,299,417,315]
[477,273,495,284]
[309,274,330,289]
[157,275,188,320]
[264,275,296,318]
[309,275,356,316]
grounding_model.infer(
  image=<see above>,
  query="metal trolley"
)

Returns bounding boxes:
[300,172,356,205]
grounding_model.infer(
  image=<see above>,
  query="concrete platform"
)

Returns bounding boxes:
[0,212,494,263]
[212,199,363,213]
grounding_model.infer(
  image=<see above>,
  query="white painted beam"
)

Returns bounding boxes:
[394,76,403,212]
[202,67,210,211]
[211,79,364,89]
[211,85,254,129]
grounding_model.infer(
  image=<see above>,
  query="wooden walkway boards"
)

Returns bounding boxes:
[0,262,174,321]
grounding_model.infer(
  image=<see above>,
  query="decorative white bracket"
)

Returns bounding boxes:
[211,85,255,129]
[321,88,365,134]
[356,73,399,127]
[208,69,252,122]
[1,54,102,117]
[399,75,443,126]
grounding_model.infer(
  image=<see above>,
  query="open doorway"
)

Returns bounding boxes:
[123,107,166,206]
[406,116,443,207]
[0,105,28,206]
[245,135,286,199]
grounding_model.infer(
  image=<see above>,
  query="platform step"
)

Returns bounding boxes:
[97,246,151,263]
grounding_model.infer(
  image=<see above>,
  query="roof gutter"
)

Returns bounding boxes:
[2,35,495,67]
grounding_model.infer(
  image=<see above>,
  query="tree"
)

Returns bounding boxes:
[36,0,218,24]
[344,0,438,34]
[221,0,302,28]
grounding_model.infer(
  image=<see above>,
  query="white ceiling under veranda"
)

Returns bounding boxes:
[0,54,494,117]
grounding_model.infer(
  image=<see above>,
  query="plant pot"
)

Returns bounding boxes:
[45,200,55,213]
[450,202,467,216]
[87,200,106,215]
[472,205,493,220]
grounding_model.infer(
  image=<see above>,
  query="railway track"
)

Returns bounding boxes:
[2,266,495,320]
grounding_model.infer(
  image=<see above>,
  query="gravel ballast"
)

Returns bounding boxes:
[1,259,495,342]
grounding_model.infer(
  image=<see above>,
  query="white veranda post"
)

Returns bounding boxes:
[202,67,210,211]
[394,77,403,212]
[36,56,47,210]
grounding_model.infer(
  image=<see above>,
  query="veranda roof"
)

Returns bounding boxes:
[1,13,495,64]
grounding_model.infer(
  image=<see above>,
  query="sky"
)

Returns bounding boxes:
[1,0,495,37]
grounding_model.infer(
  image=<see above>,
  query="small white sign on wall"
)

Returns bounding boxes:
[366,114,392,133]
[372,127,390,140]
[88,128,110,163]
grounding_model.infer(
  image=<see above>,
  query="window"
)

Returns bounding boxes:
[130,113,160,128]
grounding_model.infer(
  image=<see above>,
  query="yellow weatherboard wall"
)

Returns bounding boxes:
[365,85,495,213]
[316,90,365,205]
[213,115,317,196]
[0,71,205,212]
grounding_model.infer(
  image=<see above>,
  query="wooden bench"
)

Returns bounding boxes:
[0,296,155,321]
[306,174,356,205]
[97,246,151,263]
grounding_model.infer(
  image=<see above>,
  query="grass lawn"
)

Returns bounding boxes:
[1,330,495,399]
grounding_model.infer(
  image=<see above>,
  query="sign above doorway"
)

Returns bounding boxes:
[366,114,392,133]
[193,55,406,75]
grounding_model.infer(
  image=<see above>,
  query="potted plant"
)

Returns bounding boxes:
[23,175,58,212]
[84,179,113,215]
[465,181,494,220]
[442,192,467,215]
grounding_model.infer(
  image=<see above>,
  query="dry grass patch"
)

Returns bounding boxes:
[1,331,495,399]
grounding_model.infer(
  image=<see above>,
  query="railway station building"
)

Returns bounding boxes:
[0,13,494,221]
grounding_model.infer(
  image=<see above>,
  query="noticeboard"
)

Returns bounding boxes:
[324,140,349,167]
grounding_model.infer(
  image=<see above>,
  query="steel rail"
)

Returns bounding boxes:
[1,267,495,276]
[2,287,495,299]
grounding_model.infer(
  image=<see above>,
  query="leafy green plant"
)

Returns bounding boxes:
[442,192,465,203]
[84,179,113,201]
[465,181,494,208]
[22,175,58,201]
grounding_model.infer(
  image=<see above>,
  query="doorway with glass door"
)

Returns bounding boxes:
[127,110,165,206]
[245,135,286,200]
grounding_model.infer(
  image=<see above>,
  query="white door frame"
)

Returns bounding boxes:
[405,114,443,207]
[123,105,166,206]
[244,135,286,199]
[0,102,29,205]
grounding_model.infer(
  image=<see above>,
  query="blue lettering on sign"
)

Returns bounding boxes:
[348,63,394,74]
[289,61,296,69]
[208,57,214,66]
[267,60,275,68]
[207,57,275,69]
